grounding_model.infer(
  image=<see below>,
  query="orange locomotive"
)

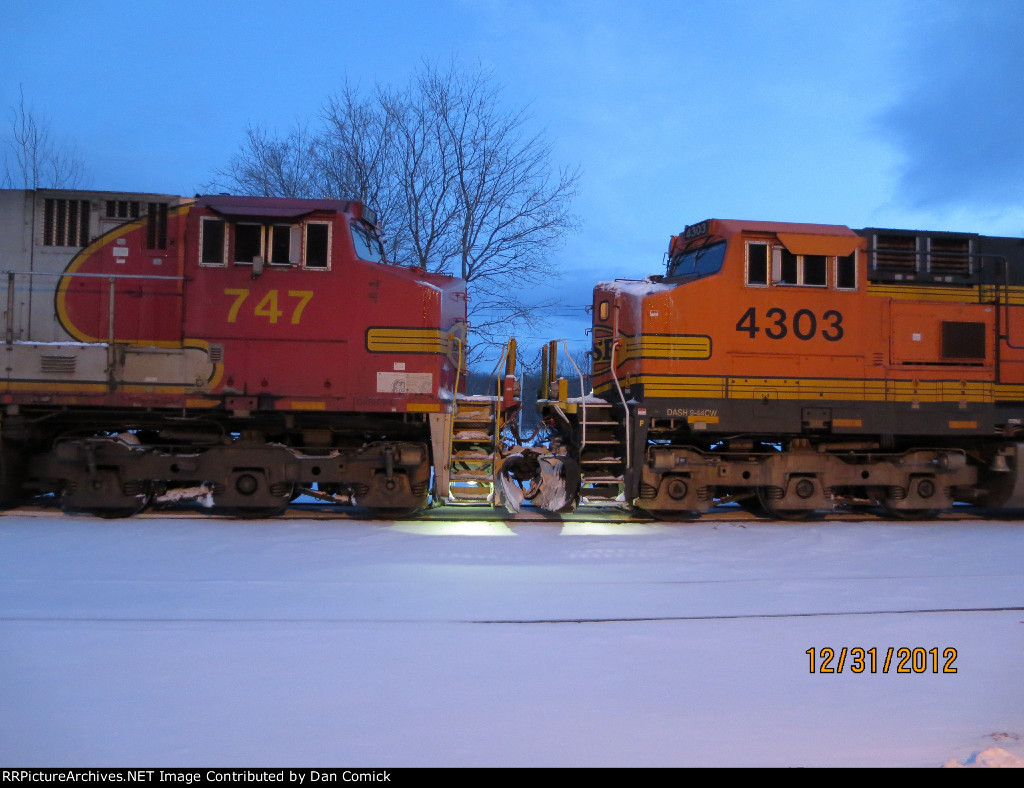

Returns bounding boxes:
[534,218,1024,518]
[0,189,468,516]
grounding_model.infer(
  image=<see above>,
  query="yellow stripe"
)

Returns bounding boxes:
[119,384,191,394]
[620,335,712,362]
[1,381,108,393]
[406,403,441,412]
[366,327,447,354]
[186,398,220,408]
[867,282,1024,305]
[832,418,863,428]
[949,420,978,429]
[997,384,1024,399]
[597,374,1015,404]
[286,400,327,411]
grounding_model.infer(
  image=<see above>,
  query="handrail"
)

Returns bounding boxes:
[486,338,513,399]
[3,269,185,350]
[610,301,631,471]
[553,338,588,453]
[448,333,465,493]
[1,269,184,280]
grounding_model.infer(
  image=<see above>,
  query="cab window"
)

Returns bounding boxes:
[351,221,385,263]
[200,217,227,266]
[746,242,769,286]
[234,223,263,264]
[667,241,726,280]
[778,250,827,287]
[836,252,857,290]
[304,223,331,269]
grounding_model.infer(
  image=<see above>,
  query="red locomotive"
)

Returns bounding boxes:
[0,189,468,516]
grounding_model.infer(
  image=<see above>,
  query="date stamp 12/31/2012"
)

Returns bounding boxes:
[806,647,958,674]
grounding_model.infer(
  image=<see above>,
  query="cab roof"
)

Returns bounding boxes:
[708,218,858,237]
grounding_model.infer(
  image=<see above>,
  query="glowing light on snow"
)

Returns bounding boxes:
[560,522,663,536]
[388,520,516,536]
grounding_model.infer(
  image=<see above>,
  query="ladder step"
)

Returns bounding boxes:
[453,450,493,460]
[453,430,493,441]
[450,471,494,482]
[450,485,493,497]
[578,497,627,507]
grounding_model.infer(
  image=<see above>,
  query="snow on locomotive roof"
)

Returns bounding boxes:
[595,278,675,297]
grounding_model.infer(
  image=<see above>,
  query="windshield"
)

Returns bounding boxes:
[666,240,726,280]
[351,221,386,263]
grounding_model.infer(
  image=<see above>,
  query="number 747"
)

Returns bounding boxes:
[224,289,314,325]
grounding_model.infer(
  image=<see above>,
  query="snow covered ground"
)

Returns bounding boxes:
[1,509,1023,767]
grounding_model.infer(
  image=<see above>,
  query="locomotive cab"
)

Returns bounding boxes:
[592,218,868,407]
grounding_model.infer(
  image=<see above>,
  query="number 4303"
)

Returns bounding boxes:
[735,307,844,342]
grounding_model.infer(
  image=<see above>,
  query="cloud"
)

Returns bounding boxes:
[881,0,1024,210]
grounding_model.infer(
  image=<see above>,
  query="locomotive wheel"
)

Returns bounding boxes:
[210,474,294,519]
[0,444,26,508]
[88,503,150,519]
[756,486,817,521]
[872,487,938,520]
[879,502,938,521]
[735,493,766,514]
[214,507,288,519]
[212,504,291,519]
[63,494,152,520]
[366,507,423,520]
[645,509,701,523]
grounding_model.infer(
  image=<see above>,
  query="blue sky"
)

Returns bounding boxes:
[3,0,1023,356]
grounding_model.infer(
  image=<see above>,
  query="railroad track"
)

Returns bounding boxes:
[0,500,1009,523]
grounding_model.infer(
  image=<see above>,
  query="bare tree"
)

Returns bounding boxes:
[3,87,87,189]
[318,82,414,265]
[213,62,580,362]
[213,122,320,198]
[392,64,578,358]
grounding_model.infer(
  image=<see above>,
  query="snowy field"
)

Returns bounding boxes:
[2,509,1023,768]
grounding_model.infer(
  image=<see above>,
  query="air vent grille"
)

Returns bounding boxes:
[40,354,77,373]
